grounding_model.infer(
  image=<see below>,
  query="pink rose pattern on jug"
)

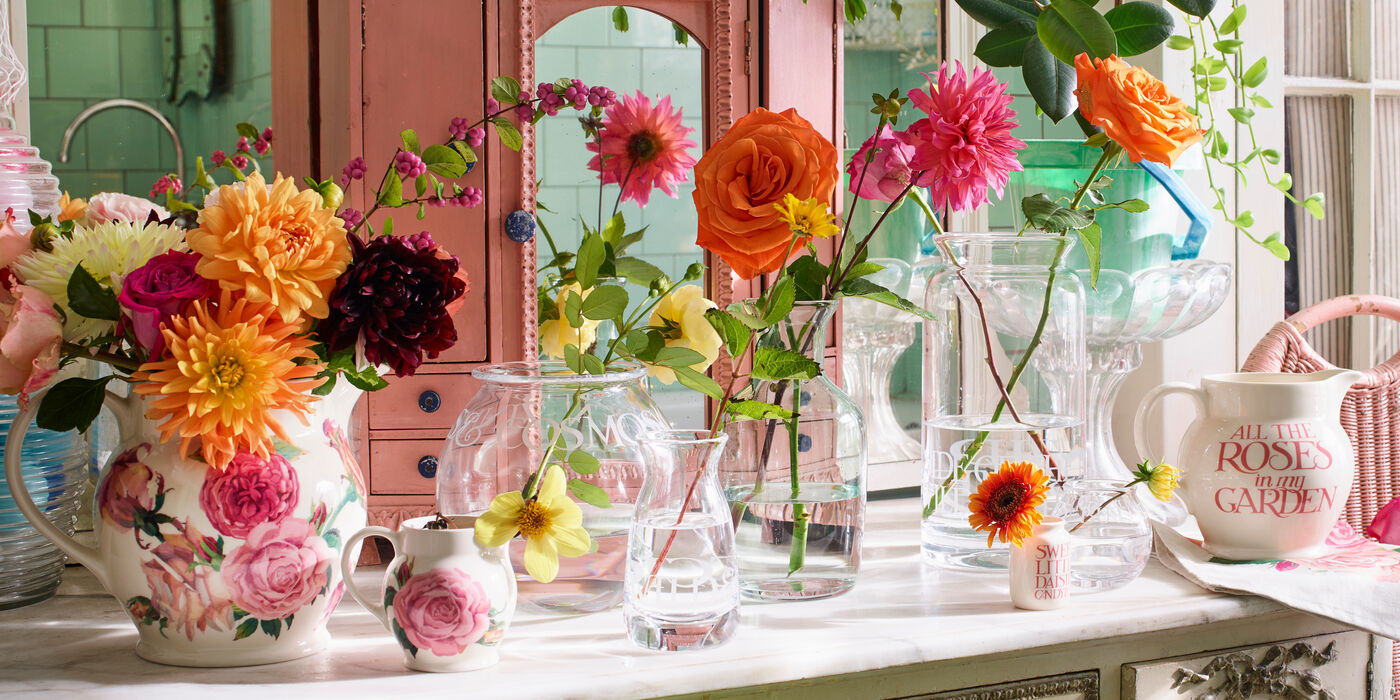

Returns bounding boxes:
[385,558,507,658]
[97,426,364,643]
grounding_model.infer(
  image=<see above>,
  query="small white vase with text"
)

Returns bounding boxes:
[1009,517,1070,610]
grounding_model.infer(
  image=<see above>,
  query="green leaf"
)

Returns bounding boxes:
[1192,57,1228,75]
[1162,0,1217,18]
[673,22,690,46]
[1097,198,1150,213]
[490,76,521,105]
[653,346,707,367]
[490,117,523,152]
[1022,193,1095,233]
[839,278,934,319]
[1213,39,1243,53]
[1036,0,1117,66]
[762,276,796,326]
[1104,2,1174,57]
[843,261,886,281]
[1261,232,1291,260]
[752,347,822,382]
[673,366,724,399]
[614,228,646,255]
[575,233,605,288]
[725,302,768,331]
[1302,193,1325,220]
[726,400,794,421]
[1196,76,1228,91]
[260,618,282,640]
[1227,106,1255,124]
[1076,221,1103,288]
[1243,57,1268,88]
[600,213,626,246]
[845,0,868,22]
[1022,38,1077,123]
[611,6,629,32]
[563,343,584,373]
[580,353,606,375]
[786,256,829,301]
[450,140,478,164]
[563,290,584,327]
[568,478,611,508]
[1218,4,1246,34]
[414,174,428,198]
[382,217,395,237]
[422,144,467,178]
[954,0,1038,27]
[890,0,904,21]
[705,308,752,359]
[1260,148,1281,164]
[400,128,420,154]
[1251,94,1275,109]
[66,266,121,321]
[975,20,1036,67]
[234,617,258,641]
[36,376,114,433]
[580,284,627,320]
[378,175,404,206]
[1165,34,1193,50]
[235,122,259,139]
[567,449,601,475]
[1272,173,1293,192]
[613,257,665,286]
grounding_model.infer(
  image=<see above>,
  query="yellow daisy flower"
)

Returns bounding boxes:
[1136,460,1181,502]
[474,465,591,583]
[774,193,839,239]
[646,285,721,384]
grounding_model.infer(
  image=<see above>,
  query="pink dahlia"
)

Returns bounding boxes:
[905,61,1026,212]
[586,92,698,207]
[847,125,918,203]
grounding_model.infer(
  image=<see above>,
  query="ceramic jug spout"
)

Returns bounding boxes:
[1317,368,1366,397]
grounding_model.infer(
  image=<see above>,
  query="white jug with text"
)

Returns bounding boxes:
[1134,370,1362,560]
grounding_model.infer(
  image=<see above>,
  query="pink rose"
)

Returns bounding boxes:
[199,451,300,538]
[0,284,62,396]
[83,192,169,225]
[1367,497,1400,545]
[221,518,332,620]
[392,567,491,656]
[142,523,234,641]
[0,208,32,269]
[846,125,918,203]
[118,250,216,358]
[97,444,156,532]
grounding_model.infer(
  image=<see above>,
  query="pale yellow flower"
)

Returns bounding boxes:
[539,283,600,359]
[1144,462,1181,502]
[774,193,839,239]
[646,285,721,384]
[473,465,591,583]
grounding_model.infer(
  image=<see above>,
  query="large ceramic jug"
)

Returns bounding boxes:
[3,382,367,667]
[1133,370,1363,560]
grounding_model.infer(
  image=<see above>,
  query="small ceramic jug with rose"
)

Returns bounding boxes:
[340,516,515,672]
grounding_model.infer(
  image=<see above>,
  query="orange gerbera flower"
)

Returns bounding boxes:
[968,460,1050,547]
[132,292,325,470]
[189,171,351,325]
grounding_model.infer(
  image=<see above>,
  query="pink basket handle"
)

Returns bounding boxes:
[1287,295,1400,332]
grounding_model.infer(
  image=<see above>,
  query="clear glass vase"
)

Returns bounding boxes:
[437,361,670,614]
[625,430,738,651]
[921,234,1086,571]
[1054,479,1152,591]
[720,300,865,601]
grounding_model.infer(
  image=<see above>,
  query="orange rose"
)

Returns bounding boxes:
[1073,54,1204,166]
[692,108,839,280]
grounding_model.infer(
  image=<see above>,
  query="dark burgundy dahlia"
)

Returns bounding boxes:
[319,231,469,377]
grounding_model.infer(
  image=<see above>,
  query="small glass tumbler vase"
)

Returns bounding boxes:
[1054,479,1151,591]
[625,430,739,651]
[921,234,1086,571]
[1009,517,1070,610]
[720,300,866,601]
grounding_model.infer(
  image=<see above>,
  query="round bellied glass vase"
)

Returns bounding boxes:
[719,300,866,601]
[921,233,1087,571]
[436,360,669,614]
[1053,479,1152,591]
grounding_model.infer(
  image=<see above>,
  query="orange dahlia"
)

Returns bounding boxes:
[968,460,1050,547]
[133,292,324,470]
[188,171,351,325]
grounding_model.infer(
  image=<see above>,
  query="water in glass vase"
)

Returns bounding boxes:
[624,513,739,650]
[727,482,862,599]
[509,529,627,614]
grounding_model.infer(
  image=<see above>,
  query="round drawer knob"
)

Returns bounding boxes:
[418,390,442,413]
[417,456,438,479]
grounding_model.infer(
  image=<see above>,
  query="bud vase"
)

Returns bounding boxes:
[921,234,1086,571]
[720,300,866,601]
[436,360,669,614]
[1053,479,1151,591]
[3,381,367,667]
[1009,517,1070,610]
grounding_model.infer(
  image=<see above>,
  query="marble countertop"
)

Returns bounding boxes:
[1,498,1286,699]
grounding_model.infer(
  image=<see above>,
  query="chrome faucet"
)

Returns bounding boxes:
[59,99,185,183]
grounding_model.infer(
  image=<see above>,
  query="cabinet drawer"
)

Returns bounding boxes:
[370,439,445,495]
[1123,630,1371,699]
[368,367,481,431]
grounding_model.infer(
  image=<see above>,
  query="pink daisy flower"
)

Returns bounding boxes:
[905,61,1026,212]
[586,92,698,207]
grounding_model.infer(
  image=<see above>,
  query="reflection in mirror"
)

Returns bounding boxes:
[27,0,272,200]
[840,2,940,474]
[535,7,705,427]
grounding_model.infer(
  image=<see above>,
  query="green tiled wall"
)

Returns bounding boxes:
[28,0,272,200]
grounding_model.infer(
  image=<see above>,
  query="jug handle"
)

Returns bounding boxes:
[2,387,138,592]
[1133,382,1206,465]
[340,526,401,631]
[479,539,517,617]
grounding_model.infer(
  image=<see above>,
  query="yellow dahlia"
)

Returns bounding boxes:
[1133,459,1181,502]
[188,171,351,325]
[775,193,839,239]
[473,465,591,583]
[132,292,324,470]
